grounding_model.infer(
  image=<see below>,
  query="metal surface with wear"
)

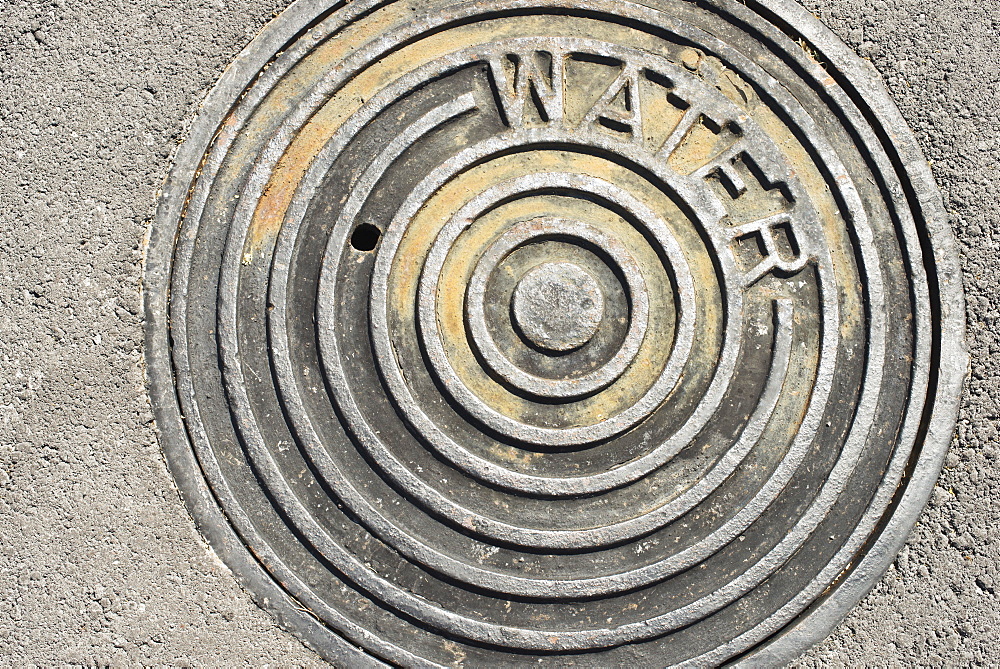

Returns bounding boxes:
[142,0,967,664]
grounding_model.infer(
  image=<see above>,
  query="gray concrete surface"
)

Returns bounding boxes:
[0,0,995,664]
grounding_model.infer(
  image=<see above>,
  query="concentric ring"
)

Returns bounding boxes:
[411,170,692,444]
[465,216,648,401]
[144,0,966,665]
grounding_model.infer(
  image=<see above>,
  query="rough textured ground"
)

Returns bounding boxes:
[0,0,995,665]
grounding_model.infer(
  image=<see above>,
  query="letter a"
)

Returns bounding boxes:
[581,63,644,141]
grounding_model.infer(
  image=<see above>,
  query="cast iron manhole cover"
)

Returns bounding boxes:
[144,0,967,664]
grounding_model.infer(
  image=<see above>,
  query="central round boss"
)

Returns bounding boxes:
[511,260,605,353]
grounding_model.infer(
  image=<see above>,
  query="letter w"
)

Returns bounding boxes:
[488,51,563,128]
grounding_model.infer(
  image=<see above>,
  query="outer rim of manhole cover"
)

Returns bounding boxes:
[143,0,967,664]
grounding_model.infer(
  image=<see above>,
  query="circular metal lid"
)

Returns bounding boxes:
[143,0,967,664]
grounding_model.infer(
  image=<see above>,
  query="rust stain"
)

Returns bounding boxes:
[244,14,715,255]
[245,1,419,253]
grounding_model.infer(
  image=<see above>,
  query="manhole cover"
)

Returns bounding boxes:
[144,0,966,664]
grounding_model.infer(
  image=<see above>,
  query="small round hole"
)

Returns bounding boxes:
[351,223,381,252]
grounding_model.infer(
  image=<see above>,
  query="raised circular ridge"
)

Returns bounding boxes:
[143,0,967,665]
[468,218,645,400]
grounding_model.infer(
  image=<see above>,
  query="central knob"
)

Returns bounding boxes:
[511,261,605,352]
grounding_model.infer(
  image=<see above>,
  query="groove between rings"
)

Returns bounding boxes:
[242,27,844,648]
[146,0,949,663]
[415,172,689,446]
[463,216,649,402]
[274,35,840,633]
[265,30,840,645]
